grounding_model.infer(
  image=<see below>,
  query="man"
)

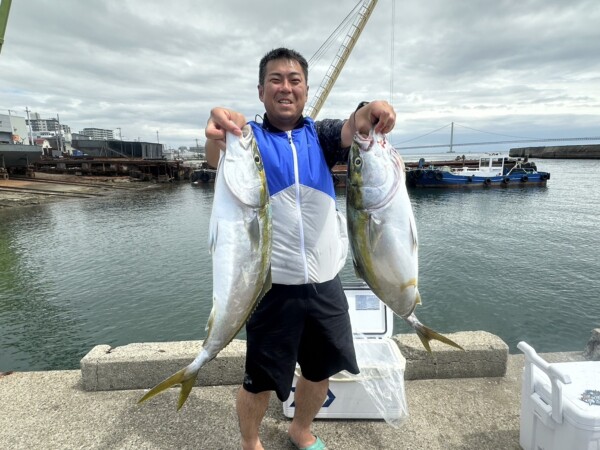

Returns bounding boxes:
[205,48,395,450]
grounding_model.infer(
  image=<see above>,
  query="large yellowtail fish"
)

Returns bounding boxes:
[139,125,272,409]
[346,129,462,352]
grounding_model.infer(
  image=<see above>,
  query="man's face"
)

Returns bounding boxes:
[258,58,308,131]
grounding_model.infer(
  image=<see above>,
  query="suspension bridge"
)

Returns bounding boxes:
[393,122,600,151]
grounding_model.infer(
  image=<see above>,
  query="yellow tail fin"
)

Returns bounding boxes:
[138,367,198,411]
[414,324,464,353]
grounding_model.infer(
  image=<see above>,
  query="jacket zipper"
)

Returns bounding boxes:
[287,131,309,283]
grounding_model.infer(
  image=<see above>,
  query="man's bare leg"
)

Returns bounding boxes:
[237,387,271,450]
[288,376,328,447]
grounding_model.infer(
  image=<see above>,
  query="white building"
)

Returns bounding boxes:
[80,128,114,140]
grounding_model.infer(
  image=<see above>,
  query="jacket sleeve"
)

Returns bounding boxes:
[315,119,351,169]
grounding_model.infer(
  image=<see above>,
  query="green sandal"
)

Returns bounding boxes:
[289,435,327,450]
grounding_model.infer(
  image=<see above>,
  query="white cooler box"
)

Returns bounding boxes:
[518,341,600,450]
[282,283,407,420]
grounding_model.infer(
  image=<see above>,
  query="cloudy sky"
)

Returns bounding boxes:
[2,0,599,152]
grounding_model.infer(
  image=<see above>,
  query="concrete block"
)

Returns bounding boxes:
[393,330,508,380]
[80,332,509,391]
[80,339,246,391]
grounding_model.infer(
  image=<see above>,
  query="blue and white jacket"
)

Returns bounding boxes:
[249,116,348,285]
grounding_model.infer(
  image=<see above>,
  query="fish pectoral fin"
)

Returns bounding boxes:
[138,366,199,411]
[367,214,384,250]
[408,212,418,251]
[245,213,260,252]
[208,221,218,254]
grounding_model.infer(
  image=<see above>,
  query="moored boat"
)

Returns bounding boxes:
[406,154,550,188]
[190,167,216,185]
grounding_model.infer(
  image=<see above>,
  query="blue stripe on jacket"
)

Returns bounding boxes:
[249,117,335,199]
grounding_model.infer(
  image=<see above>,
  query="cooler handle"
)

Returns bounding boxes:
[517,341,572,424]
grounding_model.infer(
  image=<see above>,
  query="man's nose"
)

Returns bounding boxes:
[280,79,292,91]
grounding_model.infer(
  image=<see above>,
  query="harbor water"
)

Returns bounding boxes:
[1,156,599,372]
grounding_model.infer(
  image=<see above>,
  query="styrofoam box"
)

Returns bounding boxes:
[282,284,407,419]
[518,341,600,450]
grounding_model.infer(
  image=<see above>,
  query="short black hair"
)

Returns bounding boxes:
[258,48,309,86]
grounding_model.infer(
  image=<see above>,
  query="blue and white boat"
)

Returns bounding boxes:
[406,154,550,188]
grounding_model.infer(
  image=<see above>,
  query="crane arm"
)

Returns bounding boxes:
[0,0,12,55]
[304,0,378,119]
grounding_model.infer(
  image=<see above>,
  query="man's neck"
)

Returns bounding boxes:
[263,114,304,133]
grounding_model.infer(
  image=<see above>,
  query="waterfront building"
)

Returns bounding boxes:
[80,127,114,140]
[27,112,71,136]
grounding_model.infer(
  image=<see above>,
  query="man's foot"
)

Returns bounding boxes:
[288,435,327,450]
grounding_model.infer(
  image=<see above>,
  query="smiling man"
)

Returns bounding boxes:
[205,47,395,450]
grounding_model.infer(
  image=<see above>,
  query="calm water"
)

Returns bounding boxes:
[1,157,599,372]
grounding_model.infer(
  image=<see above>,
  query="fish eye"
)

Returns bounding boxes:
[254,155,261,163]
[354,157,362,166]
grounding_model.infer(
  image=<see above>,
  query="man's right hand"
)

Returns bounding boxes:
[205,108,247,140]
[205,108,247,167]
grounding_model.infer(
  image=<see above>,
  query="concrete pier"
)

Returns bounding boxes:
[0,332,587,449]
[509,144,600,159]
[80,331,508,392]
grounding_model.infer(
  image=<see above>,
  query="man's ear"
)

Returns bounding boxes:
[258,84,264,102]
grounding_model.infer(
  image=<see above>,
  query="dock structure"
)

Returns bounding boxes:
[510,144,600,159]
[33,157,188,182]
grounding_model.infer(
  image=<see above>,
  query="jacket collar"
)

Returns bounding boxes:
[262,114,305,133]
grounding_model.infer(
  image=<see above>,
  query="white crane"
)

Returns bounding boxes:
[304,0,379,119]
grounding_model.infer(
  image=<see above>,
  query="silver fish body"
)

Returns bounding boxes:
[346,129,462,352]
[139,125,272,409]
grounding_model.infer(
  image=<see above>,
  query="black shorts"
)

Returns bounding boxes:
[242,275,359,401]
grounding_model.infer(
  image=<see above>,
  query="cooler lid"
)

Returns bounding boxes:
[533,361,600,429]
[344,282,394,338]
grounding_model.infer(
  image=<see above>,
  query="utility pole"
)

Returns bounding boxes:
[25,106,33,145]
[7,109,14,142]
[0,0,12,55]
[56,113,64,153]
